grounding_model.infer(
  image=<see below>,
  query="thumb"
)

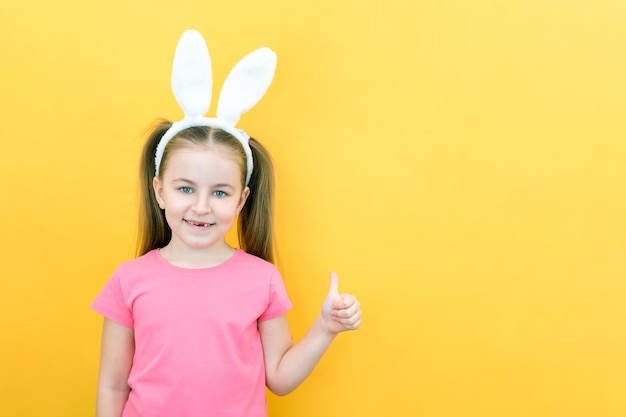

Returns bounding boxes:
[322,271,339,316]
[328,271,339,297]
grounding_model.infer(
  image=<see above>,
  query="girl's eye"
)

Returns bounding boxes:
[213,190,227,197]
[179,186,193,194]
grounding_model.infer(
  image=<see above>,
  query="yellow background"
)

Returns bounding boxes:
[1,0,626,415]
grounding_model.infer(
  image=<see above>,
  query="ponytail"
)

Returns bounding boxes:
[136,119,172,257]
[238,138,276,264]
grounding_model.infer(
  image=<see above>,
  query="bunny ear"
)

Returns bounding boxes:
[171,30,212,119]
[217,47,276,126]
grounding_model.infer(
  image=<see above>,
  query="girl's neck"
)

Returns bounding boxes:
[158,242,237,269]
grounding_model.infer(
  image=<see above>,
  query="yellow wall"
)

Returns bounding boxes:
[2,0,626,415]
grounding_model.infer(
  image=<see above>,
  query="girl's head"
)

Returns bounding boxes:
[138,120,276,263]
[136,31,278,262]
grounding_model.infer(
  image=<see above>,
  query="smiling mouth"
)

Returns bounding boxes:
[185,220,214,227]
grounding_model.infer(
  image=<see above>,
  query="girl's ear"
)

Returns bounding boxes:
[153,177,166,209]
[237,186,250,214]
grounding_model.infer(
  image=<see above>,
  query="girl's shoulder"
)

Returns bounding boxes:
[233,249,271,265]
[231,249,278,273]
[112,249,162,276]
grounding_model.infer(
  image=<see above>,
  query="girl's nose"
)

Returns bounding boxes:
[192,194,212,214]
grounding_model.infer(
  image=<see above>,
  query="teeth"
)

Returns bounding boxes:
[187,220,210,227]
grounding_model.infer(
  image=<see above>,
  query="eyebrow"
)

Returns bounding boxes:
[212,183,236,189]
[172,178,196,185]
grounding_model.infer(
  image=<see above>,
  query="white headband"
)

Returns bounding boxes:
[154,30,277,185]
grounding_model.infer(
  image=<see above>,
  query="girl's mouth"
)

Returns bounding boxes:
[185,219,213,227]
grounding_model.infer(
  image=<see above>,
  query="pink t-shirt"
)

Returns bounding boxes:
[92,249,292,417]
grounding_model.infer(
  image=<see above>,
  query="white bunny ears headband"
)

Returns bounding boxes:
[154,30,277,185]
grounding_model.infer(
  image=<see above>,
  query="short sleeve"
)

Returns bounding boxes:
[258,268,293,322]
[91,267,134,328]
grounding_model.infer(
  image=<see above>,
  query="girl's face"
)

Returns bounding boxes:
[153,143,249,257]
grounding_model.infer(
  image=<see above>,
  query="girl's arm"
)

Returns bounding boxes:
[96,318,135,417]
[259,272,361,396]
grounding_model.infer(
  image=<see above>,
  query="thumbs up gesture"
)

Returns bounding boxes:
[321,272,362,334]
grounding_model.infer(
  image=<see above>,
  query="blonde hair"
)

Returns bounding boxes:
[136,119,276,263]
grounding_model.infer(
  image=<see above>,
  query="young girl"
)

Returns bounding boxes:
[92,31,361,417]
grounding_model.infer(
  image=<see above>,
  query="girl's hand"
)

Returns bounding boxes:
[321,272,362,335]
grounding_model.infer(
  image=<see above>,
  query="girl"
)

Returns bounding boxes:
[92,31,361,417]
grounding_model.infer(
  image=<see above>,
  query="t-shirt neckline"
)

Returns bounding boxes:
[151,248,242,273]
